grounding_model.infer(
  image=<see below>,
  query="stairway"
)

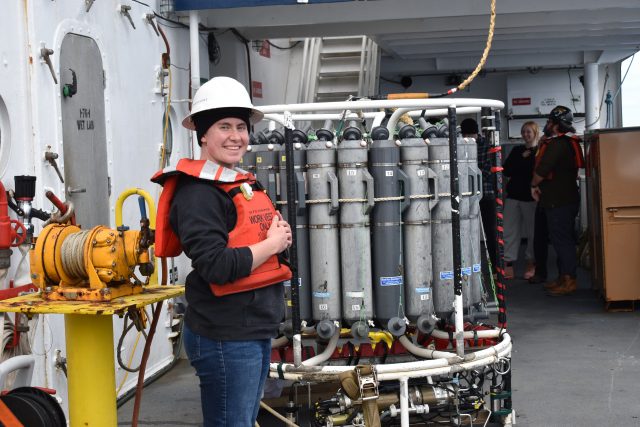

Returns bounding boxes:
[298,36,379,104]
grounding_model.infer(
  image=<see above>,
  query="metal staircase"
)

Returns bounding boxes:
[298,36,379,104]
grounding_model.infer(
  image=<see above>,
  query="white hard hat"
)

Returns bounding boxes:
[182,76,264,130]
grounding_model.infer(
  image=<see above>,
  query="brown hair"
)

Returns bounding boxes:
[521,121,540,144]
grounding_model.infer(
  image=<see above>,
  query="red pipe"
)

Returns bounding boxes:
[0,182,14,249]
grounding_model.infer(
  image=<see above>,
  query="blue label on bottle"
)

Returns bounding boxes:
[415,287,431,294]
[473,263,481,273]
[461,267,472,276]
[440,271,454,280]
[313,291,330,298]
[380,276,403,287]
[283,278,302,287]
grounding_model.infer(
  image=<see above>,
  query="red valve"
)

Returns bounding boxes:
[9,220,26,247]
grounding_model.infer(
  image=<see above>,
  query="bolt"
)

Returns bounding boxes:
[106,239,111,244]
[101,288,111,295]
[109,232,114,237]
[92,240,97,245]
[112,261,117,267]
[31,274,38,279]
[111,246,116,252]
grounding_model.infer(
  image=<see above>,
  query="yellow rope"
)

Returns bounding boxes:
[457,0,496,91]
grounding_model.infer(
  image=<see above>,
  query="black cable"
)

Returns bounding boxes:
[230,29,253,102]
[131,0,151,6]
[265,40,302,50]
[157,20,188,30]
[154,12,189,29]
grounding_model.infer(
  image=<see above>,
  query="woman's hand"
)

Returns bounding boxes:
[266,214,292,253]
[531,186,541,202]
[249,213,292,271]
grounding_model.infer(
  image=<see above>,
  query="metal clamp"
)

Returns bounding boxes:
[144,13,160,36]
[355,366,379,401]
[118,4,136,29]
[40,46,58,84]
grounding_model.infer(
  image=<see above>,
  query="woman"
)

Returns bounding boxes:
[502,121,540,279]
[152,77,292,426]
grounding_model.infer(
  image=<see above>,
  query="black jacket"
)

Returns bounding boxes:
[170,175,284,340]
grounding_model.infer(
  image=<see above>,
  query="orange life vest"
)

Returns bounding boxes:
[535,133,585,179]
[152,158,291,296]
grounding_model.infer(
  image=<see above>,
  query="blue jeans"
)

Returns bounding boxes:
[545,203,579,278]
[183,323,271,427]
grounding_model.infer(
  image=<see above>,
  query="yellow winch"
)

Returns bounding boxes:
[30,188,157,302]
[30,224,153,301]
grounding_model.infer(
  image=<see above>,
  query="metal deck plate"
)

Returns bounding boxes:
[0,285,185,316]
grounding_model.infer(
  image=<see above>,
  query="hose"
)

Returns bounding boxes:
[131,301,163,427]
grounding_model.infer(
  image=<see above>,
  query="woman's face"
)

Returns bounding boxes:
[521,126,536,145]
[200,118,249,168]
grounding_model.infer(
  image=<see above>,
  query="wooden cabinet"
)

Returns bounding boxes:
[585,128,640,307]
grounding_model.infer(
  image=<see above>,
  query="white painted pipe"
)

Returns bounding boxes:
[584,63,599,130]
[188,11,200,93]
[263,107,481,130]
[300,330,340,366]
[259,99,504,114]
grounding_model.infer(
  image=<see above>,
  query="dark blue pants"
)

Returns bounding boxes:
[183,323,271,427]
[544,203,579,278]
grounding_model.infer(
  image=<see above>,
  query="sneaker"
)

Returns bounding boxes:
[523,261,536,280]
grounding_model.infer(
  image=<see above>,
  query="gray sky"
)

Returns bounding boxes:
[621,55,640,127]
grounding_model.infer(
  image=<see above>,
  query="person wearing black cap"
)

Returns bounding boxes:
[152,77,292,426]
[531,106,584,296]
[461,118,497,276]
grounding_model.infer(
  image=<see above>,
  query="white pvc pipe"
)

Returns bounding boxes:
[387,107,482,135]
[259,99,504,114]
[584,63,599,130]
[399,377,410,427]
[188,11,200,93]
[454,294,465,357]
[271,341,512,382]
[300,330,340,366]
[398,335,460,360]
[430,328,500,340]
[270,334,511,380]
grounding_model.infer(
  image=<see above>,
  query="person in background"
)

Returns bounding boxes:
[502,121,539,279]
[152,77,292,426]
[461,118,497,274]
[531,106,584,296]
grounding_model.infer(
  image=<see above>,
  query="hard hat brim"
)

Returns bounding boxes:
[182,108,264,131]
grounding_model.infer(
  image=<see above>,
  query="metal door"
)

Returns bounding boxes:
[60,34,109,227]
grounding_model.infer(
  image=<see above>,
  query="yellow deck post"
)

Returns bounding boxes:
[65,314,117,426]
[0,285,184,426]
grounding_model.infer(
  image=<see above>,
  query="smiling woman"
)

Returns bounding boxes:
[152,76,292,427]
